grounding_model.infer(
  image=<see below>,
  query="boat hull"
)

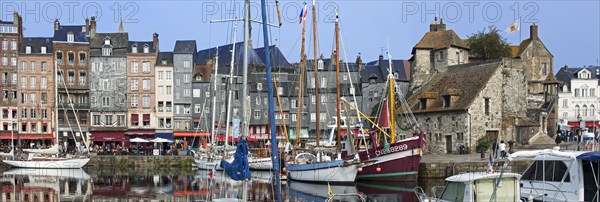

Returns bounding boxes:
[194,158,223,171]
[287,160,358,183]
[356,135,424,181]
[2,158,90,169]
[248,157,273,170]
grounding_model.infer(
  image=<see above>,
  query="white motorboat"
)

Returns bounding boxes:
[286,152,359,183]
[415,172,522,202]
[248,157,272,170]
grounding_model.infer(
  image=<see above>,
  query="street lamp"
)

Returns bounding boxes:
[578,114,583,142]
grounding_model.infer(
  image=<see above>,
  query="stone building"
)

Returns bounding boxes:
[126,33,159,139]
[556,65,600,131]
[155,52,174,140]
[172,40,196,139]
[0,12,22,143]
[52,18,91,147]
[88,25,129,144]
[404,21,556,153]
[17,37,55,145]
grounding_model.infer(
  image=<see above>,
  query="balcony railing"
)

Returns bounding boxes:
[57,103,90,110]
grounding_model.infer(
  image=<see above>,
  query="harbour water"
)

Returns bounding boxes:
[0,167,436,201]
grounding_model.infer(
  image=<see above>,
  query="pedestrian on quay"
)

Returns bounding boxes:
[554,131,563,151]
[499,140,507,158]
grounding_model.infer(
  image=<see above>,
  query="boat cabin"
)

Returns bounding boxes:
[437,172,521,202]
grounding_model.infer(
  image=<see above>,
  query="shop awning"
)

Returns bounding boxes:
[91,131,127,142]
[125,129,155,136]
[174,132,210,137]
[567,122,580,127]
[568,121,600,127]
[143,114,150,121]
[156,132,174,140]
[0,133,54,140]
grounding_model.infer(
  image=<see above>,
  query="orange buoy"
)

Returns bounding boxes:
[358,167,363,172]
[376,167,382,173]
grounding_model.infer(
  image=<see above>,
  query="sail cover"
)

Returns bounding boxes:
[220,138,252,180]
[23,144,60,155]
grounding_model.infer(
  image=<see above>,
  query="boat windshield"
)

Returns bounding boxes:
[474,178,517,202]
[440,182,465,201]
[521,160,570,182]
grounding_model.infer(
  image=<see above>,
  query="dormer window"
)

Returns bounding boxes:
[102,47,112,56]
[82,26,86,32]
[25,45,31,54]
[419,98,427,110]
[443,95,451,108]
[257,83,263,90]
[143,45,149,53]
[131,45,138,53]
[161,59,167,65]
[317,59,324,70]
[40,46,46,54]
[67,32,74,42]
[195,74,202,80]
[393,72,399,79]
[104,37,111,45]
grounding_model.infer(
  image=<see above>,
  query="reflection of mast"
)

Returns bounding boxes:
[312,0,320,147]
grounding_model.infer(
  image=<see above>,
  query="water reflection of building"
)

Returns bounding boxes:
[1,176,92,201]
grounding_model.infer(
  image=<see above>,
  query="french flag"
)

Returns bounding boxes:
[299,3,308,24]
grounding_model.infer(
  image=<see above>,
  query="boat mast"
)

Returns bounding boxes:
[241,0,250,138]
[260,0,282,199]
[211,48,219,148]
[334,11,341,152]
[312,0,320,147]
[296,2,307,148]
[224,24,238,154]
[54,61,59,148]
[387,49,396,143]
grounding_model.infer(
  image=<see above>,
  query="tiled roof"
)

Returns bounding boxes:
[404,61,502,113]
[174,40,197,54]
[156,52,174,66]
[510,45,520,58]
[412,30,469,53]
[53,25,89,42]
[20,37,53,54]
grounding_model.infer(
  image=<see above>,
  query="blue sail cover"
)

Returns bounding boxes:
[220,138,252,180]
[577,151,600,162]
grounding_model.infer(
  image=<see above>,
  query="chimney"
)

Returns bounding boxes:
[429,18,446,32]
[530,23,538,40]
[13,12,22,42]
[563,64,568,71]
[90,16,97,37]
[85,18,90,36]
[54,19,60,31]
[356,53,363,72]
[153,33,159,51]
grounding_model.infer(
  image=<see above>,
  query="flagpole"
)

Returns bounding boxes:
[519,16,522,43]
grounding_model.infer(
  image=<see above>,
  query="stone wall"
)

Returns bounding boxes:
[85,155,194,170]
[419,160,533,179]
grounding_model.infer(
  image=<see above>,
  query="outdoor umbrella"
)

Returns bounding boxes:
[130,137,149,143]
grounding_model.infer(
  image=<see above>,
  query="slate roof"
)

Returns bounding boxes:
[412,30,469,53]
[128,41,156,54]
[90,32,129,57]
[555,66,600,91]
[174,40,197,54]
[403,61,502,114]
[156,52,174,66]
[20,37,53,54]
[0,20,14,25]
[196,42,264,67]
[53,25,89,42]
[305,58,360,72]
[254,45,292,68]
[361,56,410,83]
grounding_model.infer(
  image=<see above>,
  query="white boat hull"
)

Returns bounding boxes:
[287,162,358,183]
[248,157,272,170]
[2,158,90,169]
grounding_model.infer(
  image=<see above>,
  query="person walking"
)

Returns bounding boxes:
[499,140,507,158]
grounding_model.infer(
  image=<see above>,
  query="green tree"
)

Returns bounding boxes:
[467,26,512,60]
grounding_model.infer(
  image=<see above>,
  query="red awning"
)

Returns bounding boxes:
[2,108,7,110]
[193,119,200,123]
[174,132,209,137]
[567,122,580,127]
[131,114,139,122]
[11,108,16,111]
[143,114,150,121]
[586,122,600,127]
[92,131,127,142]
[2,122,7,125]
[0,133,54,140]
[31,123,36,126]
[21,122,26,125]
[43,123,48,126]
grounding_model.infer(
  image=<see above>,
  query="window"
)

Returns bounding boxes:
[68,52,74,64]
[2,57,7,66]
[31,109,36,118]
[143,45,149,53]
[162,59,167,65]
[117,115,125,126]
[68,71,74,84]
[292,114,297,122]
[158,71,164,80]
[184,105,191,114]
[583,89,588,97]
[143,96,150,108]
[1,40,6,50]
[575,88,581,97]
[67,33,74,42]
[443,95,451,108]
[20,93,26,103]
[41,93,47,103]
[79,52,86,64]
[105,115,113,126]
[575,105,581,116]
[583,105,589,116]
[254,110,261,119]
[41,62,47,71]
[102,97,110,106]
[321,77,327,88]
[102,47,112,56]
[176,79,181,86]
[131,96,138,107]
[142,79,150,90]
[166,71,172,80]
[277,87,283,95]
[10,40,16,50]
[484,98,490,115]
[143,62,150,73]
[79,71,86,85]
[21,109,27,118]
[26,45,32,53]
[184,60,190,68]
[310,113,316,122]
[184,74,191,83]
[92,62,102,72]
[310,77,315,88]
[131,62,138,73]
[41,46,46,54]
[166,86,172,94]
[343,75,348,80]
[93,115,100,125]
[542,63,548,75]
[10,57,15,66]
[166,102,172,112]
[21,61,26,71]
[194,104,201,113]
[30,93,36,104]
[184,89,190,97]
[42,109,47,118]
[521,160,570,182]
[591,105,596,117]
[21,76,26,87]
[419,99,427,110]
[56,52,62,64]
[1,72,5,84]
[317,59,324,70]
[30,62,36,71]
[41,77,47,88]
[30,77,36,88]
[193,89,200,97]
[291,99,297,108]
[257,83,263,90]
[11,73,16,84]
[592,89,596,97]
[143,114,150,126]
[21,123,27,132]
[131,45,138,53]
[131,80,139,91]
[311,95,315,104]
